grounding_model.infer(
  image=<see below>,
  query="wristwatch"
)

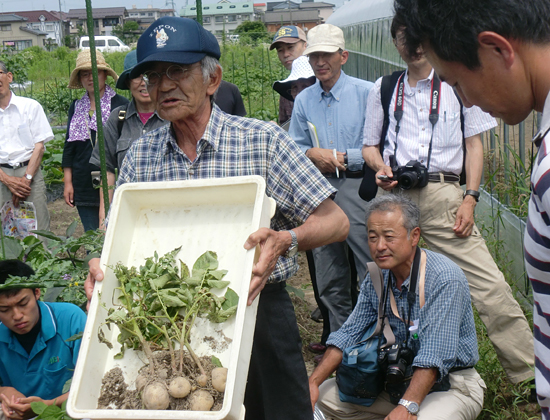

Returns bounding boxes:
[284,230,298,258]
[463,189,480,202]
[24,173,32,181]
[398,399,420,415]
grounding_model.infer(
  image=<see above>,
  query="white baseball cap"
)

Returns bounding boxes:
[304,24,345,55]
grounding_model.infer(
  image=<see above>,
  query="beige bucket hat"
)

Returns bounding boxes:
[68,49,118,89]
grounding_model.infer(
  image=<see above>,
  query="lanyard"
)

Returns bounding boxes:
[392,73,442,171]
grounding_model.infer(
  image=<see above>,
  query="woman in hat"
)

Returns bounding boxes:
[89,50,167,229]
[62,50,128,232]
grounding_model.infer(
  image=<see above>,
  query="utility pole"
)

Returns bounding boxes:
[196,0,203,25]
[58,0,63,46]
[288,0,292,25]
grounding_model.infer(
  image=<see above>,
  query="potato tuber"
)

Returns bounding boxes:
[188,390,214,411]
[135,374,147,392]
[196,374,208,387]
[211,367,228,393]
[168,376,191,399]
[142,382,170,410]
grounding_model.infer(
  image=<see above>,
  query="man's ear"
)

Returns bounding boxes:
[206,65,223,96]
[34,288,41,301]
[410,227,421,247]
[340,50,349,66]
[478,31,515,68]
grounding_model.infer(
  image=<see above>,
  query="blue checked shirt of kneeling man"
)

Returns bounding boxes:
[116,105,337,283]
[327,249,479,380]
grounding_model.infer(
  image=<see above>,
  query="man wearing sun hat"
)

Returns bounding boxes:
[0,60,53,232]
[84,16,350,420]
[270,25,308,125]
[289,24,374,350]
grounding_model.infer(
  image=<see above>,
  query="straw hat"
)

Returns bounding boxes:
[273,56,316,101]
[68,49,119,89]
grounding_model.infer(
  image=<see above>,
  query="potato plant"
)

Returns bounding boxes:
[98,248,237,410]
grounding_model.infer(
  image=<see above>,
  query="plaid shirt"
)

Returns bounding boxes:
[327,249,479,380]
[117,105,336,283]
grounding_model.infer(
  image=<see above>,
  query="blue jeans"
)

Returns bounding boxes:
[76,205,99,232]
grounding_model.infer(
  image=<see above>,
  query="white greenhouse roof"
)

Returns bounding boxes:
[327,0,393,27]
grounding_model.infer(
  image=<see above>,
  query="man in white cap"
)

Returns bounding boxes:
[289,24,373,351]
[270,25,308,125]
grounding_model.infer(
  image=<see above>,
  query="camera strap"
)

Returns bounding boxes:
[393,72,442,171]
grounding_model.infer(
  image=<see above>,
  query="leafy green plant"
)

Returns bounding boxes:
[31,400,72,420]
[99,248,238,377]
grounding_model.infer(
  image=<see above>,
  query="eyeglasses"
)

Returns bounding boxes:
[143,65,194,87]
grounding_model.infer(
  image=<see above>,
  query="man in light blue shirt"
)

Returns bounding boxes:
[289,23,374,352]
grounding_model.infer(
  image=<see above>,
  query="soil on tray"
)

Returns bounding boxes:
[98,350,224,411]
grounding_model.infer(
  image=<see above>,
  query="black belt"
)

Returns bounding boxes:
[324,169,364,179]
[0,160,30,169]
[427,172,460,183]
[262,281,286,293]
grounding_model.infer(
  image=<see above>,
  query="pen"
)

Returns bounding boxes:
[333,149,339,178]
[444,111,446,122]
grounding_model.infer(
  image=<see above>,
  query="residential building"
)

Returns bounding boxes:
[180,0,257,41]
[0,14,47,50]
[263,0,334,32]
[68,7,126,36]
[126,5,176,30]
[0,10,65,46]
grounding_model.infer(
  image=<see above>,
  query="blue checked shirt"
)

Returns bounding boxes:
[327,249,479,380]
[117,105,337,283]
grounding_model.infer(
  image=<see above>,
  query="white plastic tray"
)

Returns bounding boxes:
[67,176,276,420]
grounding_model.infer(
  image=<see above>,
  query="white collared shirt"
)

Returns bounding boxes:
[0,92,53,165]
[363,69,496,175]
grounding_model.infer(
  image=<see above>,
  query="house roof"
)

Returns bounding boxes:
[49,10,68,20]
[0,14,27,23]
[0,10,59,22]
[299,2,334,9]
[68,7,126,19]
[19,26,47,35]
[181,1,255,17]
[263,9,322,23]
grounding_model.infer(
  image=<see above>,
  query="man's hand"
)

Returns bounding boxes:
[3,175,31,199]
[64,181,74,207]
[243,228,291,305]
[0,390,39,420]
[85,257,103,309]
[453,196,476,237]
[306,148,346,174]
[385,404,416,420]
[376,167,398,191]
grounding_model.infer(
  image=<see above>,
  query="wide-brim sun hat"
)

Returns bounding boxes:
[68,49,118,89]
[116,50,138,90]
[130,16,221,79]
[273,55,316,101]
[303,24,345,56]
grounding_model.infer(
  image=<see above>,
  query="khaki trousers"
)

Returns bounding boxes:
[382,181,534,383]
[0,166,50,232]
[318,369,485,420]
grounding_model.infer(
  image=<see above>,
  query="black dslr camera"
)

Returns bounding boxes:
[389,155,428,190]
[378,343,415,384]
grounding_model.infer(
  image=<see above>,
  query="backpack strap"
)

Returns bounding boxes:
[117,106,128,139]
[451,90,467,185]
[366,262,395,347]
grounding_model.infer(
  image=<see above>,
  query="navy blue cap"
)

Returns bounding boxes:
[116,50,138,90]
[130,17,220,78]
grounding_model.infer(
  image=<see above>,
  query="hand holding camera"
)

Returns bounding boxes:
[380,155,428,190]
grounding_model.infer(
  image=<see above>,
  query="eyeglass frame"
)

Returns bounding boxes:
[142,64,197,88]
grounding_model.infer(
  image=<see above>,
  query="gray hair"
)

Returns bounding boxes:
[365,194,420,234]
[200,56,223,106]
[0,61,8,73]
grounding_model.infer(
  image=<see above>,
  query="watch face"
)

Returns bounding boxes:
[408,402,419,414]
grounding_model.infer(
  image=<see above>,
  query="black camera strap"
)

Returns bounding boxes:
[393,72,442,171]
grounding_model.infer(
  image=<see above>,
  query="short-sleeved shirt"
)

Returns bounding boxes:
[89,99,167,173]
[0,93,53,166]
[362,70,496,175]
[327,250,478,380]
[289,71,374,172]
[0,301,87,400]
[117,104,337,283]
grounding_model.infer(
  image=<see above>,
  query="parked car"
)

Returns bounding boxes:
[79,36,130,53]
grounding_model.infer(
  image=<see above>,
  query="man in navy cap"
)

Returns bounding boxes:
[270,25,308,125]
[85,16,349,420]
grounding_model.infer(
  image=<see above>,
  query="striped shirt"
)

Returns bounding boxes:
[327,249,478,380]
[362,69,496,175]
[116,105,337,283]
[525,92,550,417]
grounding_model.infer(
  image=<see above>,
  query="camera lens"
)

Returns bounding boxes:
[92,177,101,188]
[386,365,406,384]
[398,173,419,190]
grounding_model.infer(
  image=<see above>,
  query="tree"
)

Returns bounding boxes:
[234,21,271,45]
[112,21,141,44]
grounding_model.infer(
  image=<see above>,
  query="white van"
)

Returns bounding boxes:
[79,36,130,53]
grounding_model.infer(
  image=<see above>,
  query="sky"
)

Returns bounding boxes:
[0,0,345,16]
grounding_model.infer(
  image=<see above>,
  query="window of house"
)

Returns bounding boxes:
[204,6,209,9]
[215,16,224,22]
[243,4,249,7]
[0,25,11,31]
[45,23,54,30]
[216,6,222,9]
[227,15,237,22]
[242,14,250,20]
[148,12,153,16]
[203,16,211,23]
[229,5,236,8]
[103,18,119,26]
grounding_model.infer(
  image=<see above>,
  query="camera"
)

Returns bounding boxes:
[378,343,414,384]
[389,155,428,190]
[91,171,101,188]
